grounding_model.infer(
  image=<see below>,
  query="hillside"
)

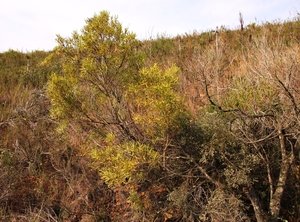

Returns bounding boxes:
[0,12,299,221]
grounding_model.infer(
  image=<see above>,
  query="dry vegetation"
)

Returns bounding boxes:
[0,12,300,221]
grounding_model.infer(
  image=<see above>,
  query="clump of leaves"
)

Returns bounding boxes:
[90,133,159,188]
[127,64,184,139]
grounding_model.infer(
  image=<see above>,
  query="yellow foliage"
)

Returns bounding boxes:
[127,64,184,139]
[90,140,159,188]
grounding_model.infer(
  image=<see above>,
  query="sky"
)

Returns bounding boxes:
[0,0,299,52]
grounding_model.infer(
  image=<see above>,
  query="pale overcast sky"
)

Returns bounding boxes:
[0,0,299,52]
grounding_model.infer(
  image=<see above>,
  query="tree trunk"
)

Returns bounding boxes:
[246,188,269,222]
[269,128,294,219]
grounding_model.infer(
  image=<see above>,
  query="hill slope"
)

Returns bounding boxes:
[0,13,299,221]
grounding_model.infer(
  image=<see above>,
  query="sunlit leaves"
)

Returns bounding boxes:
[47,73,78,120]
[127,64,183,138]
[223,76,279,113]
[90,140,159,188]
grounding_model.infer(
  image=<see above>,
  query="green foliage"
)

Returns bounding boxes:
[47,74,78,120]
[223,76,279,113]
[46,12,186,191]
[0,50,50,88]
[168,182,189,208]
[47,11,143,135]
[0,149,14,167]
[127,64,183,139]
[127,191,144,212]
[199,189,249,221]
[90,139,159,188]
[55,10,142,84]
[46,13,179,193]
[149,36,175,56]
